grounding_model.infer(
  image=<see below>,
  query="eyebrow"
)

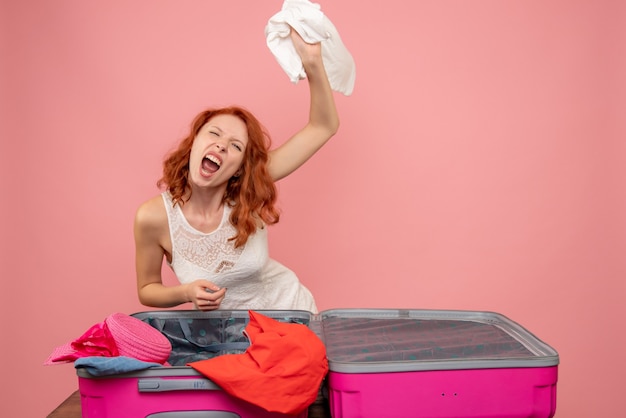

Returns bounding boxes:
[208,125,245,145]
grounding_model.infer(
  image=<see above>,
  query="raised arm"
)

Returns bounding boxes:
[268,29,340,181]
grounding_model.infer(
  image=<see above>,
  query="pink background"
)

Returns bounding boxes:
[2,1,624,417]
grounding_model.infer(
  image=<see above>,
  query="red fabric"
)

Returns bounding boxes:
[189,310,328,415]
[72,322,119,356]
[54,322,120,362]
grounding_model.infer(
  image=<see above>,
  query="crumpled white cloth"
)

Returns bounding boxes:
[265,0,356,96]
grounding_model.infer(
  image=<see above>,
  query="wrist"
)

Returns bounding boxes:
[181,283,193,304]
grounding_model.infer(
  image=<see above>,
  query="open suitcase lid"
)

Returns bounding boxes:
[318,309,560,373]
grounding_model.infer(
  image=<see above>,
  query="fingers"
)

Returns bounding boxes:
[185,280,227,311]
[197,300,220,311]
[195,279,220,293]
[195,287,227,311]
[289,26,322,54]
[289,27,305,44]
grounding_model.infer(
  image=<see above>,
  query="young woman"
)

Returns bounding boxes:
[133,30,339,313]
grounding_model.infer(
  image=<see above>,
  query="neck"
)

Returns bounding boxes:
[184,185,226,217]
[180,188,227,234]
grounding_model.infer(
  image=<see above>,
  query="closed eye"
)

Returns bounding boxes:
[232,142,243,152]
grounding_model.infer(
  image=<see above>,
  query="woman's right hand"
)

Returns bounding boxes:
[289,27,322,67]
[185,280,227,311]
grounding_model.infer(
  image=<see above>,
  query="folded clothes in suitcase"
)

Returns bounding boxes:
[320,309,559,418]
[77,310,315,418]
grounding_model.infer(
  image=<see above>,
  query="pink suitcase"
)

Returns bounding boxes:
[77,310,315,418]
[77,309,558,417]
[320,309,559,418]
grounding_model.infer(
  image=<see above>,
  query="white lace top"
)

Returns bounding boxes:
[162,192,318,313]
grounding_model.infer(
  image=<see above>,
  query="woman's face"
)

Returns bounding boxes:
[188,114,249,189]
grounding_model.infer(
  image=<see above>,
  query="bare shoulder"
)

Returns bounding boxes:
[134,195,168,235]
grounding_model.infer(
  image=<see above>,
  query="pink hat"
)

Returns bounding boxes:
[44,313,171,365]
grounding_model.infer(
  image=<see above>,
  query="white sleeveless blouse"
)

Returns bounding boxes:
[162,192,317,313]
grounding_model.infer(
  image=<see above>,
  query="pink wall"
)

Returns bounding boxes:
[2,1,624,416]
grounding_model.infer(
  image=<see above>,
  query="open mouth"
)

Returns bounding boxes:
[202,154,221,174]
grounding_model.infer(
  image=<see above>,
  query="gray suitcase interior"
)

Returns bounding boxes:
[318,309,559,373]
[131,309,314,366]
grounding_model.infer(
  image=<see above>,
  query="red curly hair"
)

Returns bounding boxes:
[158,106,280,248]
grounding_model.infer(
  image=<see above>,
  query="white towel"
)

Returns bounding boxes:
[265,0,356,96]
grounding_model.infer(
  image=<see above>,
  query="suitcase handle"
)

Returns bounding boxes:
[146,411,241,418]
[138,378,221,392]
[147,412,240,418]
